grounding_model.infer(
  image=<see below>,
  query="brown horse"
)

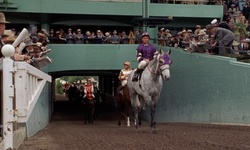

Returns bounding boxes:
[83,96,95,124]
[116,85,131,126]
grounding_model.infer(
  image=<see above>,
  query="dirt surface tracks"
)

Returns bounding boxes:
[18,100,250,150]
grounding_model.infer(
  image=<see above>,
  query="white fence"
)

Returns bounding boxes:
[0,56,51,150]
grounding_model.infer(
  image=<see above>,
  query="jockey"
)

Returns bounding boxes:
[117,61,132,93]
[132,32,158,82]
[83,78,95,100]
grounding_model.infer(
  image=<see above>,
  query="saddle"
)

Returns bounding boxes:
[132,69,144,82]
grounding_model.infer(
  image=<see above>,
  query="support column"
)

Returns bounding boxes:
[2,45,15,150]
[147,27,158,44]
[142,0,150,32]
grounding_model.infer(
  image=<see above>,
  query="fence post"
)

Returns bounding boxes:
[2,44,15,150]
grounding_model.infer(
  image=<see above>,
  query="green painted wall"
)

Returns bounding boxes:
[48,44,250,125]
[142,48,250,124]
[47,44,139,72]
[5,0,222,18]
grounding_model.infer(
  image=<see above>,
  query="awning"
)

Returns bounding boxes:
[51,19,133,26]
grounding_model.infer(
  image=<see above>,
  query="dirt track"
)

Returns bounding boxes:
[18,100,250,150]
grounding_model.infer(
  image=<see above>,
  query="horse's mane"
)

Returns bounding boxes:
[148,52,160,67]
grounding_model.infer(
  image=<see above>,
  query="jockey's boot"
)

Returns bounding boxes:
[132,69,143,82]
[117,85,123,95]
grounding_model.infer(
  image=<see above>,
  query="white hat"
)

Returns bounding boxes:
[211,19,217,25]
[160,28,165,31]
[97,30,101,33]
[198,30,206,36]
[105,32,110,36]
[86,31,91,35]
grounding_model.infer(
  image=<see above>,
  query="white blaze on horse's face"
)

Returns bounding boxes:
[160,64,170,80]
[158,50,171,80]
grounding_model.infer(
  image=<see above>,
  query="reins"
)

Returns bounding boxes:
[147,64,170,76]
[146,66,162,75]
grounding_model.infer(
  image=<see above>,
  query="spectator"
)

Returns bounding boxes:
[120,31,129,44]
[223,1,228,14]
[110,30,119,44]
[84,31,92,44]
[48,29,56,43]
[58,29,66,44]
[209,24,235,54]
[223,11,230,22]
[128,30,135,44]
[103,32,111,44]
[239,12,246,24]
[96,30,103,44]
[182,30,191,51]
[75,29,83,44]
[194,25,202,36]
[66,28,75,44]
[134,29,141,44]
[242,4,250,20]
[238,37,250,55]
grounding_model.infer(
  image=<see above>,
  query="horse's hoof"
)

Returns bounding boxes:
[151,128,157,134]
[136,127,141,132]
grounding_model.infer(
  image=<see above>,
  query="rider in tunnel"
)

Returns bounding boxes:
[83,78,95,101]
[132,32,158,82]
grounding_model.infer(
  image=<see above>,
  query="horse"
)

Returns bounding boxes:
[127,49,172,132]
[116,84,131,126]
[83,94,95,124]
[93,86,103,119]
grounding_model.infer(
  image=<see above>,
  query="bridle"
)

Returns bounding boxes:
[147,63,170,75]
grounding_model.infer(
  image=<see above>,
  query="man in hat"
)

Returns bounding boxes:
[110,30,119,44]
[96,30,103,44]
[209,25,235,54]
[0,12,9,58]
[22,37,36,55]
[194,25,201,36]
[117,61,132,93]
[132,32,157,82]
[75,29,83,44]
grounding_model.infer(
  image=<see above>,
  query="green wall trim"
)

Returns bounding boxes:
[5,0,222,19]
[5,0,142,15]
[47,44,139,73]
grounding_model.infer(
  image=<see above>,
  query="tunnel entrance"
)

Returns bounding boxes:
[49,70,120,121]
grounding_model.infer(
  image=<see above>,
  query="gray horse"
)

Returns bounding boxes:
[127,49,171,132]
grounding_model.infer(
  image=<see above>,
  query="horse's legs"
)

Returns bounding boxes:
[125,100,131,126]
[133,106,140,130]
[90,103,95,124]
[149,102,156,132]
[116,93,122,126]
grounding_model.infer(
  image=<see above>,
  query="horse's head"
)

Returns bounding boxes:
[157,49,172,80]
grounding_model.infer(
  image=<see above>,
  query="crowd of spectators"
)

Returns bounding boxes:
[150,0,222,5]
[3,27,52,69]
[48,28,142,44]
[158,0,250,55]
